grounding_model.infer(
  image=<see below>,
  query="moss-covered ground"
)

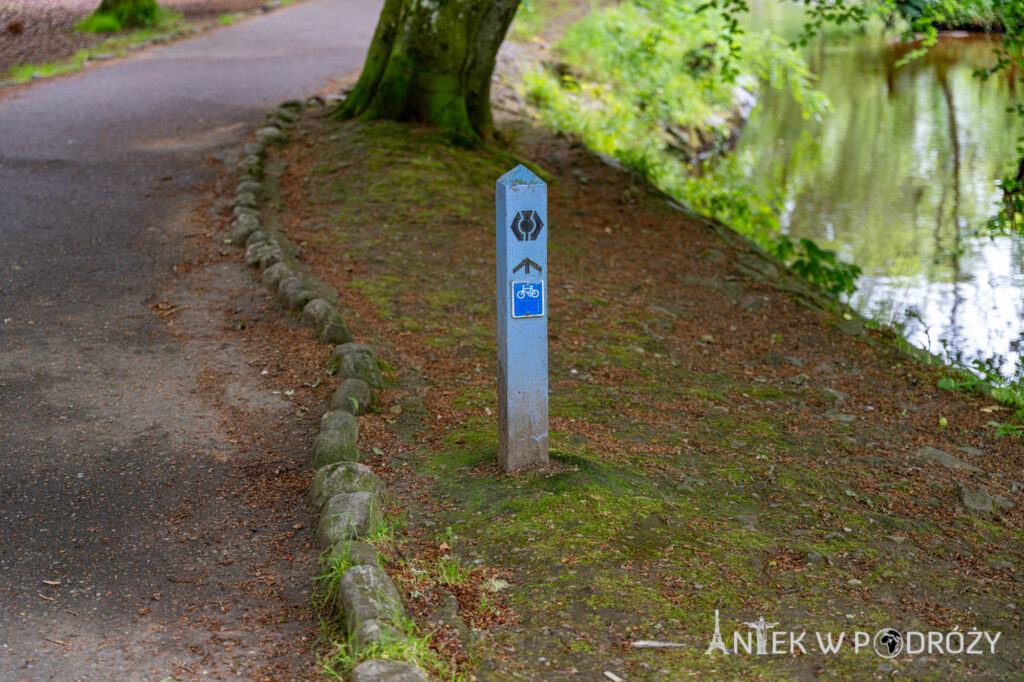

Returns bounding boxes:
[263,117,1023,679]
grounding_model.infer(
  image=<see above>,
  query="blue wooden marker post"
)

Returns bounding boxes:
[496,165,548,472]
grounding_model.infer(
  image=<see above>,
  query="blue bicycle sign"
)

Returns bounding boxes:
[511,280,544,318]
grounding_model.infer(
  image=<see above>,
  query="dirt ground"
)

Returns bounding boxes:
[0,0,276,74]
[252,110,1023,679]
[133,202,330,680]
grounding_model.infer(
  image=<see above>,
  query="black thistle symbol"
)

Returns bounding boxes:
[511,210,544,241]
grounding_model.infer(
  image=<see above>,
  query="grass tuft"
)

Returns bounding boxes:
[318,614,459,680]
[312,541,354,615]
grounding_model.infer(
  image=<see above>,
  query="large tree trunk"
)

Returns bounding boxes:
[90,0,161,29]
[334,0,521,140]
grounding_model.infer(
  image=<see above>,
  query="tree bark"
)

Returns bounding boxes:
[91,0,161,29]
[335,0,521,140]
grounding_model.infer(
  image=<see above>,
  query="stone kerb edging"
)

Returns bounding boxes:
[222,98,427,682]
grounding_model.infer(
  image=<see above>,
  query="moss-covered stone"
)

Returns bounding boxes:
[329,379,372,415]
[331,540,380,568]
[339,352,384,389]
[241,142,265,160]
[350,659,426,682]
[348,619,403,657]
[261,262,293,291]
[336,564,404,631]
[231,190,258,209]
[232,204,260,220]
[277,276,316,311]
[258,249,283,270]
[310,461,383,511]
[244,230,269,248]
[301,298,335,329]
[328,342,377,372]
[319,312,354,345]
[244,241,278,268]
[316,492,382,548]
[256,125,288,146]
[235,179,263,196]
[310,429,359,469]
[320,410,359,440]
[230,213,261,245]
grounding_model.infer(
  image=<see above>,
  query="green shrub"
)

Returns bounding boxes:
[76,0,171,33]
[937,356,1024,440]
[525,0,861,297]
[76,13,125,33]
[888,0,1007,31]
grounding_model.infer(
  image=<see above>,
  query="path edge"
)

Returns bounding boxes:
[220,97,429,682]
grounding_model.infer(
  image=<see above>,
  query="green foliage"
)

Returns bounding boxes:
[670,155,783,238]
[937,374,989,393]
[769,234,862,297]
[885,0,1008,31]
[366,516,398,555]
[436,554,473,585]
[991,386,1024,412]
[76,13,124,33]
[526,0,828,153]
[989,420,1024,440]
[693,1,1024,243]
[985,163,1024,235]
[986,4,1024,233]
[526,0,860,297]
[312,528,456,678]
[312,542,354,614]
[937,356,1024,440]
[697,0,869,64]
[435,527,474,585]
[76,1,175,33]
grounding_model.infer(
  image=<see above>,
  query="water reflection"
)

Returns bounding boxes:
[730,11,1024,376]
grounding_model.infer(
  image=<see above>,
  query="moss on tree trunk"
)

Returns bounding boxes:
[335,0,521,140]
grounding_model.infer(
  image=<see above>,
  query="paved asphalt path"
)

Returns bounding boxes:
[0,1,380,678]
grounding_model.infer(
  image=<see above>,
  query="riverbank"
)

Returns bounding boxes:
[911,1,1008,33]
[521,0,1024,380]
[249,108,1022,678]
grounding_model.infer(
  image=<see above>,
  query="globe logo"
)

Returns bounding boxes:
[873,628,903,658]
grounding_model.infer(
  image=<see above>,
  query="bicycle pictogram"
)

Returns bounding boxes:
[516,283,541,300]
